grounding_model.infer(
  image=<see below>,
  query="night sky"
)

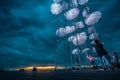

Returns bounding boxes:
[0,0,120,69]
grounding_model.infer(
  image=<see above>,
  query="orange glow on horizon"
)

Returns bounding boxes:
[16,66,64,71]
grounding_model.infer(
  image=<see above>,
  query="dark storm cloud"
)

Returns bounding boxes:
[0,0,51,34]
[0,0,56,68]
[93,0,120,53]
[0,0,120,69]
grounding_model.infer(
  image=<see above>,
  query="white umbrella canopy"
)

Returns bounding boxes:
[53,0,62,3]
[85,11,102,26]
[89,33,95,40]
[88,26,94,34]
[56,24,85,37]
[62,1,68,11]
[69,32,87,46]
[64,8,80,20]
[72,49,81,55]
[51,3,63,15]
[91,40,95,44]
[72,0,79,7]
[68,36,74,42]
[56,26,75,37]
[82,48,90,53]
[75,21,84,29]
[92,47,96,53]
[56,28,66,37]
[66,26,75,34]
[82,7,89,17]
[78,0,88,5]
[89,33,98,40]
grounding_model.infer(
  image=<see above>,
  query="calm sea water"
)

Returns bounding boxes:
[0,70,120,80]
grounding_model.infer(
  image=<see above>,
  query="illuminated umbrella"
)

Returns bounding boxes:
[72,49,81,55]
[82,6,89,17]
[64,8,80,20]
[70,32,87,45]
[51,3,63,15]
[56,26,75,37]
[72,0,78,7]
[78,0,88,5]
[82,48,90,53]
[53,0,62,3]
[62,2,68,11]
[75,21,84,29]
[85,11,102,26]
[56,28,66,37]
[88,26,94,34]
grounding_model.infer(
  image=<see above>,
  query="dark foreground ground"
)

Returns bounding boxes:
[0,69,120,80]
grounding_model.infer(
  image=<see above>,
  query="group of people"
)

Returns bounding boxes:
[87,39,119,70]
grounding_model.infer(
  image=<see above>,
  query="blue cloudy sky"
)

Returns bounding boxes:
[0,0,120,69]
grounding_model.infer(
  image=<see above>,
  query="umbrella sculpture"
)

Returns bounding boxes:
[50,0,102,70]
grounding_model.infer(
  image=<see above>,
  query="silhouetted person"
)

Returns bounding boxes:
[87,55,97,69]
[19,68,25,71]
[33,67,37,71]
[76,57,79,66]
[94,39,112,70]
[112,52,119,68]
[75,56,80,70]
